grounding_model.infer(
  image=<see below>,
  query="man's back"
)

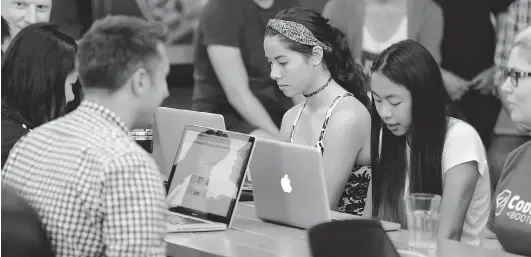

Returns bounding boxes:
[1,101,167,257]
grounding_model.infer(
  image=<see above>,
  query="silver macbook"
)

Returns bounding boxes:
[249,138,331,229]
[153,107,225,177]
[249,138,401,231]
[165,125,255,232]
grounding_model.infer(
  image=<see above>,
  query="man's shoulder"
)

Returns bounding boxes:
[18,115,142,163]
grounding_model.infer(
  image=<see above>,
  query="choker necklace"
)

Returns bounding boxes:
[303,77,332,98]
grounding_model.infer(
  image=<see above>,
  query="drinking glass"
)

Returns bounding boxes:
[405,193,441,250]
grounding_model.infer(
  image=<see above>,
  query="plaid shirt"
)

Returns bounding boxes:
[1,101,167,257]
[494,0,531,86]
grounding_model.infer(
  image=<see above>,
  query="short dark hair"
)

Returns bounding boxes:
[76,15,168,92]
[2,23,77,126]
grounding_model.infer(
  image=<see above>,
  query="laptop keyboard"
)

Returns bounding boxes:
[167,215,207,225]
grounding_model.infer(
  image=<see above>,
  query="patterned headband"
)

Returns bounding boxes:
[267,19,332,52]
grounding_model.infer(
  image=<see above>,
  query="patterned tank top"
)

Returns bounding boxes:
[289,93,371,216]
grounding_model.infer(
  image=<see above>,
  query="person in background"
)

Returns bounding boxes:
[1,0,89,42]
[1,16,170,257]
[1,23,78,167]
[1,185,54,257]
[192,0,299,140]
[1,0,52,51]
[491,26,531,256]
[1,0,86,116]
[263,7,371,215]
[322,0,443,76]
[487,0,531,192]
[432,0,516,149]
[365,40,491,246]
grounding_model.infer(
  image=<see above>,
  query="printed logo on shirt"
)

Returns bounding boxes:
[496,189,512,216]
[496,188,531,224]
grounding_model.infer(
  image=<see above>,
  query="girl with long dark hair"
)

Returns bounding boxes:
[366,39,490,245]
[264,7,371,215]
[1,23,78,166]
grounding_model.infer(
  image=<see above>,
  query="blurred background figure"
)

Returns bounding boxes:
[191,0,300,141]
[1,0,52,51]
[323,0,443,75]
[432,0,515,149]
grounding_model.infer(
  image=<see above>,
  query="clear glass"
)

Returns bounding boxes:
[405,193,441,250]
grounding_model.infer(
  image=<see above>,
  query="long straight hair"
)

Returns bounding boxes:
[370,40,451,226]
[2,23,77,126]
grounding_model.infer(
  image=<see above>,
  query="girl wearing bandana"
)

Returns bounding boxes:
[263,7,371,215]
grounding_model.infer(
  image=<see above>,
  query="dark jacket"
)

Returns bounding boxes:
[1,103,34,167]
[50,0,92,39]
[1,81,82,167]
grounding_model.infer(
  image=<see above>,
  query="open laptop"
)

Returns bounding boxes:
[249,138,401,231]
[153,107,225,177]
[164,125,255,232]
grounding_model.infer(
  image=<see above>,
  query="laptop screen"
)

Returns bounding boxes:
[165,125,254,224]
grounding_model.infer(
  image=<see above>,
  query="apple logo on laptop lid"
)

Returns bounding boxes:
[281,174,292,193]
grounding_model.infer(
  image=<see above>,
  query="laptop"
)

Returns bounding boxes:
[165,125,255,232]
[153,107,225,177]
[249,138,331,229]
[249,138,401,231]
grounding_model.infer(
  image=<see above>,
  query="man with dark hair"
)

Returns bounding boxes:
[2,15,170,257]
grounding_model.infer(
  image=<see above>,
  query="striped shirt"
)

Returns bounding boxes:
[1,100,167,257]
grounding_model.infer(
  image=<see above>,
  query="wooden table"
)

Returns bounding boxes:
[165,202,522,257]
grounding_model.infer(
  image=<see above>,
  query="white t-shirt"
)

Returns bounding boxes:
[403,118,491,245]
[361,17,408,73]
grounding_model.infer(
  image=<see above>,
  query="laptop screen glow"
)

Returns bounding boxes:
[166,127,253,220]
